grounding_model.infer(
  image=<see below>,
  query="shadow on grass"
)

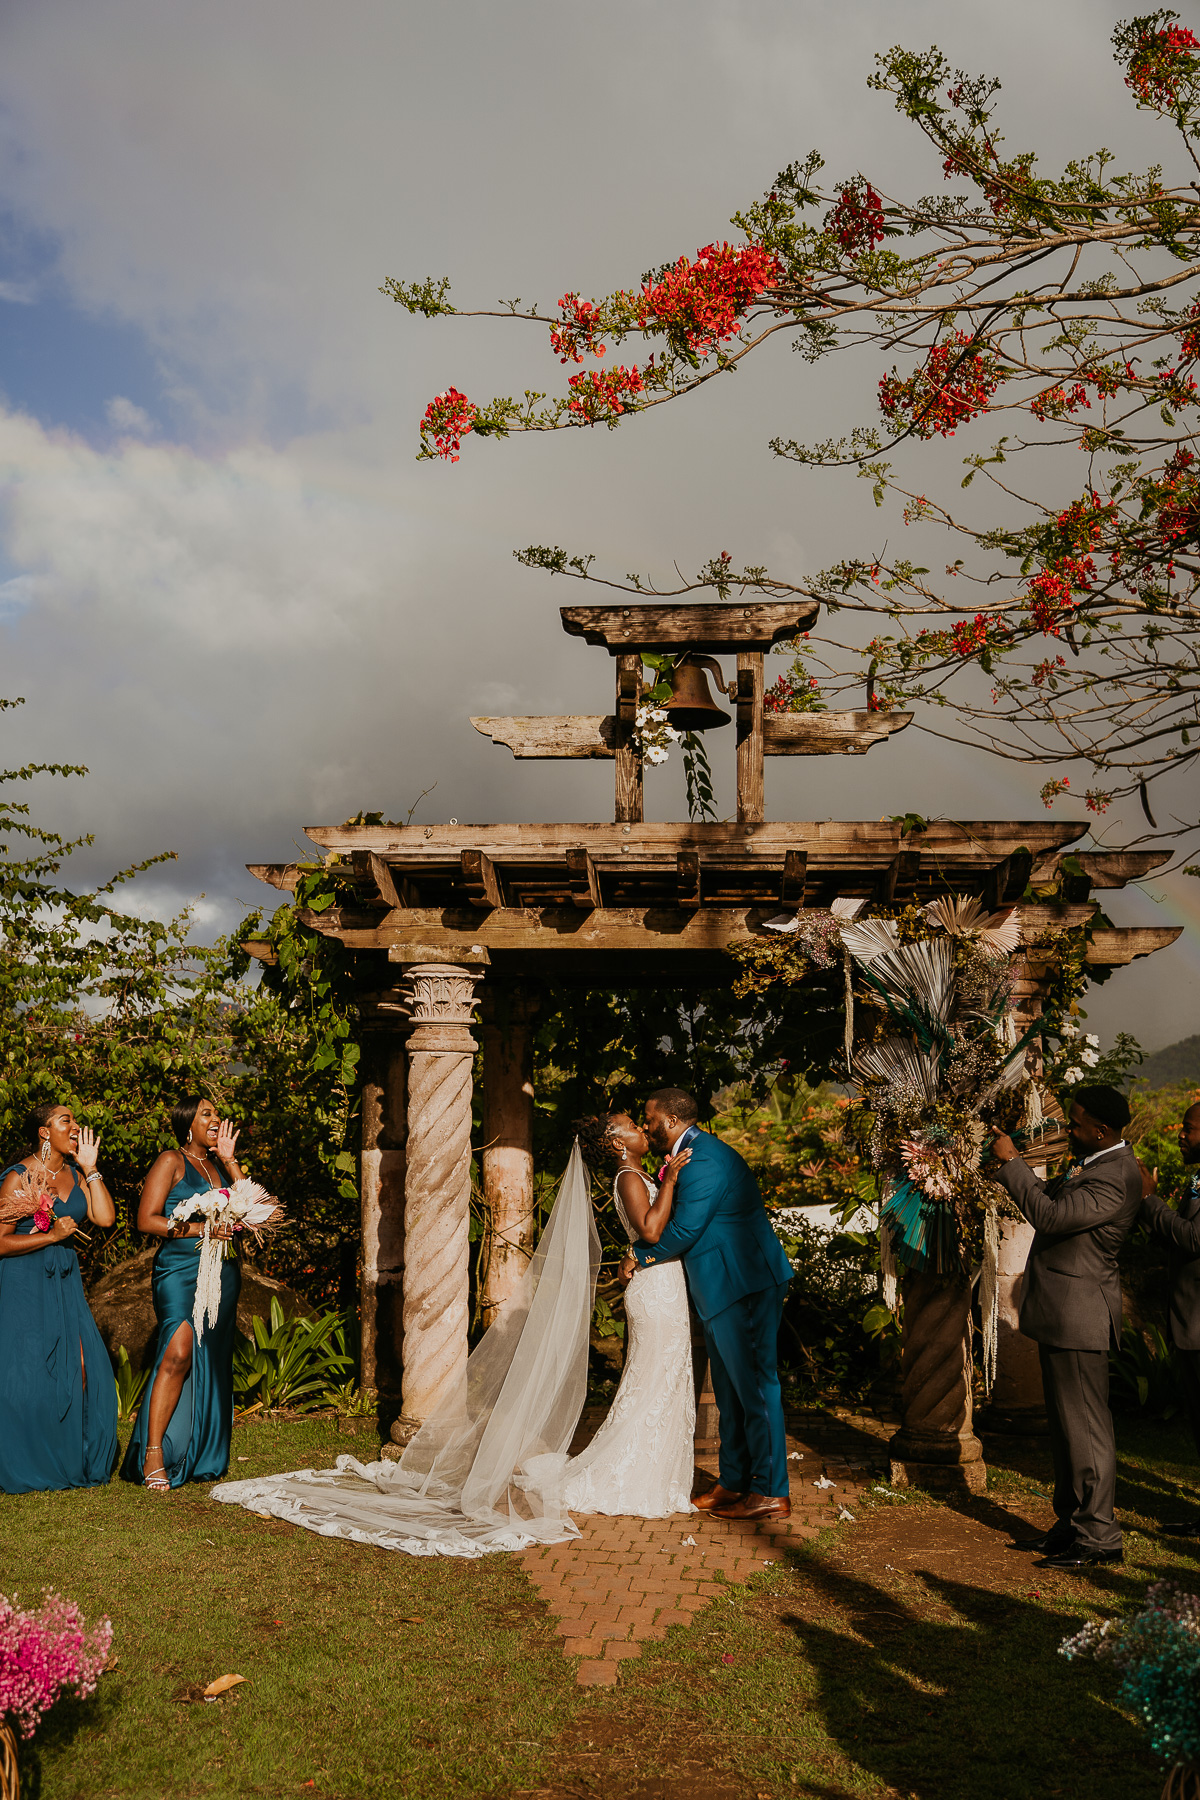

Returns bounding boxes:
[16,1684,122,1800]
[772,1551,1159,1800]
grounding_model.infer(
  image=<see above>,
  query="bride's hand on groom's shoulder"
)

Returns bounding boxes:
[663,1147,692,1179]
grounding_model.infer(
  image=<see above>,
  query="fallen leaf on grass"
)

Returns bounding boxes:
[204,1674,247,1701]
[102,1653,120,1673]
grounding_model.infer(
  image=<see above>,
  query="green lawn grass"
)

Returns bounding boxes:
[4,1413,1196,1799]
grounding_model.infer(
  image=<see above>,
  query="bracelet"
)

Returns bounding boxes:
[85,1171,104,1184]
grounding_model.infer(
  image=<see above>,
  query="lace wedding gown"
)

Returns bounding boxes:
[523,1170,696,1517]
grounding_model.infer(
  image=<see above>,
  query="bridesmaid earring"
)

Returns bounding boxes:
[186,1131,193,1145]
[40,1138,49,1164]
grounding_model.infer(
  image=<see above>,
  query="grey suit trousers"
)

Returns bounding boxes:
[1039,1344,1121,1553]
[1176,1348,1200,1460]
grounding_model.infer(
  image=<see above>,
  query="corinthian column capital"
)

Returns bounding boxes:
[401,963,483,1054]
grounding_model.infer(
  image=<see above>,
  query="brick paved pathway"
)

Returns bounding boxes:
[519,1426,880,1687]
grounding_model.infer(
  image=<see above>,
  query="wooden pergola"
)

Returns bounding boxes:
[248,602,1179,1482]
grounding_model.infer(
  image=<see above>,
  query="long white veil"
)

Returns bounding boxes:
[212,1142,601,1555]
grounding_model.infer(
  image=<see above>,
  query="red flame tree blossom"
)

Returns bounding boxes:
[878,333,1003,438]
[419,388,478,463]
[389,12,1200,864]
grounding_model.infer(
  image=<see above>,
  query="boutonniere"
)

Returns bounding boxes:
[656,1163,668,1183]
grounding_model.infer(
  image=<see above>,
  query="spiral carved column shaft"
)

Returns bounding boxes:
[390,964,482,1444]
[888,1274,986,1495]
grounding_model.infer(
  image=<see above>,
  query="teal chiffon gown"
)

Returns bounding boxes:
[120,1159,241,1488]
[0,1163,119,1494]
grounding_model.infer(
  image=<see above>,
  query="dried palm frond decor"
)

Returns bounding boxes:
[839,894,1063,1387]
[758,889,1064,1388]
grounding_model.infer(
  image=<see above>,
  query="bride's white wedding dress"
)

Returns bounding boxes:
[523,1170,695,1517]
[211,1146,694,1554]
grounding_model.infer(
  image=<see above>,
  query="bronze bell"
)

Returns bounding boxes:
[661,654,731,732]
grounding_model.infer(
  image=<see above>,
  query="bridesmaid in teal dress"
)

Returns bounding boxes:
[0,1103,119,1494]
[121,1096,245,1492]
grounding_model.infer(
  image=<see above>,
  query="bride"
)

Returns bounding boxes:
[212,1122,696,1553]
[523,1113,694,1517]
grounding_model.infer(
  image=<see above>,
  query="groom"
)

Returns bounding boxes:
[629,1087,794,1521]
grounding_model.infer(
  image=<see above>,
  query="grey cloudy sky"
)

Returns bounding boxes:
[0,0,1195,1049]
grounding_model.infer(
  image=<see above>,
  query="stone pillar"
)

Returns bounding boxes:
[480,982,539,1328]
[389,963,483,1446]
[359,1012,408,1429]
[888,1273,986,1495]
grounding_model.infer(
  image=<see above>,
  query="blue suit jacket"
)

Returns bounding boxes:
[633,1128,793,1322]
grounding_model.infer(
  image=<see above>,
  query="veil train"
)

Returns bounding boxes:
[211,1143,601,1556]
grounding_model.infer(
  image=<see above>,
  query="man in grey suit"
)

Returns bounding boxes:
[1140,1101,1200,1535]
[990,1084,1143,1569]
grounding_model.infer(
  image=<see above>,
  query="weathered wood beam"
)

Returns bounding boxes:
[874,850,922,904]
[780,850,807,909]
[763,711,913,755]
[461,849,505,910]
[470,716,618,759]
[984,848,1033,912]
[677,851,701,910]
[736,652,764,825]
[305,819,1088,857]
[242,939,278,964]
[560,600,819,655]
[365,907,770,954]
[615,654,643,825]
[247,863,300,892]
[1085,926,1183,965]
[1074,850,1172,888]
[565,847,601,912]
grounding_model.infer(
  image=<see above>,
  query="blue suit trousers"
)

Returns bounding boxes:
[703,1280,790,1498]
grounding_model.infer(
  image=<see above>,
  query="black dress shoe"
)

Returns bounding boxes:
[1036,1545,1123,1570]
[1162,1520,1200,1539]
[1008,1532,1076,1555]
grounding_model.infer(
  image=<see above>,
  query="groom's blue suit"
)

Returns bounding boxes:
[633,1128,793,1498]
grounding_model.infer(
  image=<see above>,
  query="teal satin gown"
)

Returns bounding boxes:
[121,1159,241,1488]
[0,1162,119,1494]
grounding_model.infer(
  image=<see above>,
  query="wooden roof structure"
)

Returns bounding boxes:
[246,602,1180,988]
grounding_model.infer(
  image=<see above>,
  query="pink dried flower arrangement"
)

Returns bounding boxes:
[0,1590,112,1739]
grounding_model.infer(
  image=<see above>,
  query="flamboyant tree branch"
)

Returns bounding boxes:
[387,12,1200,867]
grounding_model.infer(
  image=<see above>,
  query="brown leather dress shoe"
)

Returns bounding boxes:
[711,1492,791,1522]
[693,1483,745,1512]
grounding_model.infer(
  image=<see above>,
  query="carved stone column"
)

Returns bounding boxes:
[390,963,483,1445]
[480,982,539,1328]
[358,1001,409,1430]
[888,1274,986,1495]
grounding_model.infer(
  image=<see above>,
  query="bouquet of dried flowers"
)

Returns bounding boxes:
[170,1179,283,1340]
[0,1164,87,1241]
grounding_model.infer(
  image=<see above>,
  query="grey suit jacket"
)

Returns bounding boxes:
[995,1146,1143,1351]
[1142,1178,1200,1351]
